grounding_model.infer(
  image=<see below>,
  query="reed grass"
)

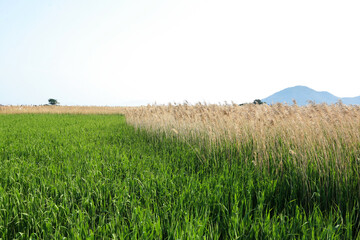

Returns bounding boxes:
[122,103,360,237]
[1,104,360,238]
[0,105,128,115]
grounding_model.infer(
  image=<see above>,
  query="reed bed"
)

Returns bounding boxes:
[0,105,128,115]
[123,103,360,214]
[2,103,360,238]
[123,103,360,164]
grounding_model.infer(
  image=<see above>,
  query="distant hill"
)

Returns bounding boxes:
[262,86,360,106]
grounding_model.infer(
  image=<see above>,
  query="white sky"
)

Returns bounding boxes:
[1,0,359,106]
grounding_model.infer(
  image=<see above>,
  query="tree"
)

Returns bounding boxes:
[48,98,59,105]
[253,99,265,105]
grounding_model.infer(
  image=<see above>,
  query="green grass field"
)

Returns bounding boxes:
[0,114,359,239]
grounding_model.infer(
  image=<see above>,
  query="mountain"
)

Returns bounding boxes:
[342,96,360,105]
[262,86,360,106]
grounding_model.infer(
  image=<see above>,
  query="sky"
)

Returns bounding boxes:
[1,0,360,106]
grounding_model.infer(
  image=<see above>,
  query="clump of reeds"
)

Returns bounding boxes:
[123,102,360,213]
[0,105,128,115]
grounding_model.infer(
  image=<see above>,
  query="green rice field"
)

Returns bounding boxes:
[0,114,359,239]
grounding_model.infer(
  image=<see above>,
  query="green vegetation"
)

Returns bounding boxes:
[48,98,59,105]
[0,114,359,239]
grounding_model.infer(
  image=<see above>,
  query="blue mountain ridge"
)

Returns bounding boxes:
[262,86,360,106]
